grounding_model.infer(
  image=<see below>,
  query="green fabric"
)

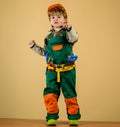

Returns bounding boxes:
[46,113,59,121]
[43,28,81,121]
[44,69,81,120]
[44,69,76,98]
[45,29,73,64]
[68,111,81,120]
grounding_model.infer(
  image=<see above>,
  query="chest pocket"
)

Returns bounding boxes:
[52,45,63,51]
[45,30,72,64]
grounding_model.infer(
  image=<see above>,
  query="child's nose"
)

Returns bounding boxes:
[54,17,58,20]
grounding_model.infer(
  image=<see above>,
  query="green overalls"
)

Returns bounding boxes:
[43,29,81,121]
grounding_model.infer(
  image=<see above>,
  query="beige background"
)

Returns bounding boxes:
[0,0,120,122]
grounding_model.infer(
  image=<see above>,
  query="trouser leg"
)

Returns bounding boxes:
[61,69,81,120]
[43,70,60,121]
[44,94,59,121]
[65,97,81,120]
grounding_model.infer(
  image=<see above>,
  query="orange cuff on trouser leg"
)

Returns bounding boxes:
[44,94,59,114]
[65,97,79,115]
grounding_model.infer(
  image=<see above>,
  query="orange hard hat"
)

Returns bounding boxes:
[48,3,66,13]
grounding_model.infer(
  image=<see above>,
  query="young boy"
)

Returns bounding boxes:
[29,3,81,126]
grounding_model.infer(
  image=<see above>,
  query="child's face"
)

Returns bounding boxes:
[50,13,66,29]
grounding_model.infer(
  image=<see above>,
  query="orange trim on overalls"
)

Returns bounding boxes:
[44,94,59,114]
[65,97,79,115]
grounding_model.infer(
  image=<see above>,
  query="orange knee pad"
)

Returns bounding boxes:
[65,97,79,115]
[44,94,59,114]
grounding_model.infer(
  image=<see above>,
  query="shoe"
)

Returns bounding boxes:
[69,120,78,126]
[47,119,56,126]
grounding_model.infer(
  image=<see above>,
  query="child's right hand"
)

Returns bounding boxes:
[28,40,35,48]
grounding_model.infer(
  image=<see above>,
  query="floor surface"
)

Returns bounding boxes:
[0,118,120,127]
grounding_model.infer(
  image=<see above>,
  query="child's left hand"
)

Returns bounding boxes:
[61,21,72,31]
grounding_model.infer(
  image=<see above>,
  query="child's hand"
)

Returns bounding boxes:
[62,22,72,31]
[28,40,35,48]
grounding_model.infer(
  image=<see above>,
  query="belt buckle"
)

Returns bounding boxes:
[56,64,62,68]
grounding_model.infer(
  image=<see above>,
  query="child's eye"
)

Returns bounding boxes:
[51,16,55,19]
[58,16,61,18]
[52,16,55,19]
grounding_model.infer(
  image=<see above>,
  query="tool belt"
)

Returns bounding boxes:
[47,63,75,82]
